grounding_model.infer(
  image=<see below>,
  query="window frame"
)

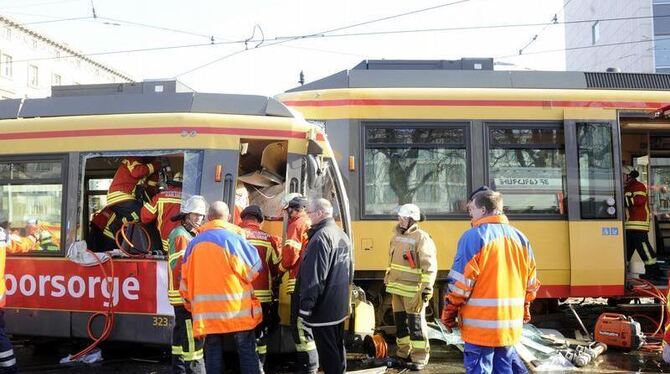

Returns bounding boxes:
[28,64,38,88]
[1,54,12,78]
[0,154,68,257]
[360,121,471,220]
[484,121,567,220]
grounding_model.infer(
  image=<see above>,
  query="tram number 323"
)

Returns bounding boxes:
[152,316,169,327]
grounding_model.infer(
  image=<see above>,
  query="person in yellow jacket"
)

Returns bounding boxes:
[384,203,437,371]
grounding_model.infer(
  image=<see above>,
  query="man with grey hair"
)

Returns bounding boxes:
[208,201,245,236]
[296,198,352,374]
[441,190,539,374]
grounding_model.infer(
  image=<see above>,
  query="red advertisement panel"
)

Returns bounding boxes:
[4,258,158,314]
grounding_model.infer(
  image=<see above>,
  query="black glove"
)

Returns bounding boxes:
[421,291,432,303]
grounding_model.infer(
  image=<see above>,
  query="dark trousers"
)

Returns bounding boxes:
[205,330,260,374]
[0,311,17,374]
[312,322,346,374]
[110,200,142,222]
[255,302,277,366]
[171,305,205,374]
[626,230,660,274]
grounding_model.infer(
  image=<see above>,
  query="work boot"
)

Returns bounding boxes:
[641,264,666,280]
[406,362,426,371]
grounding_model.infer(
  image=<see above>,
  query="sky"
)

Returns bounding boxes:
[2,0,567,96]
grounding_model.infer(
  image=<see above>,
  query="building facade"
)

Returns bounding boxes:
[0,15,131,99]
[563,0,670,73]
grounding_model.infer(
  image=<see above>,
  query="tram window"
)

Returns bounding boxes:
[488,126,566,215]
[576,123,616,219]
[0,158,65,253]
[363,125,468,216]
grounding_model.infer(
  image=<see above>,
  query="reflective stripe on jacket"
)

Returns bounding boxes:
[180,219,262,337]
[107,158,159,206]
[384,224,437,298]
[141,186,182,252]
[280,214,310,293]
[625,179,650,231]
[240,220,281,303]
[446,215,539,347]
[167,224,195,305]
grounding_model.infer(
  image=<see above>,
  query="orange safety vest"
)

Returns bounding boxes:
[140,186,182,252]
[180,220,262,337]
[240,220,281,303]
[445,215,539,347]
[625,179,650,231]
[279,214,310,293]
[106,158,159,206]
[0,228,34,307]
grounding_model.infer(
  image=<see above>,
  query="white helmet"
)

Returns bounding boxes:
[172,172,183,183]
[622,165,635,175]
[397,203,421,221]
[181,195,207,216]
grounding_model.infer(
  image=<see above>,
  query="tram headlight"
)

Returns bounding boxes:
[607,207,616,215]
[606,197,616,206]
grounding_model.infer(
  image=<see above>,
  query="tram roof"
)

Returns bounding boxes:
[0,80,294,120]
[286,59,670,93]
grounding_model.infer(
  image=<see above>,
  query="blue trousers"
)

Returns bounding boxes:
[463,343,527,374]
[204,330,260,374]
[0,311,16,374]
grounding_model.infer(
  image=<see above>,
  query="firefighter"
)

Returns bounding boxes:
[0,211,35,373]
[278,193,316,373]
[180,201,263,374]
[623,165,663,279]
[106,157,161,222]
[385,203,437,371]
[167,195,206,374]
[239,205,281,368]
[141,172,183,252]
[441,190,539,374]
[88,206,120,252]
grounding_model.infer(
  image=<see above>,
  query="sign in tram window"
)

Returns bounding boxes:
[363,125,468,216]
[488,127,566,215]
[577,123,616,219]
[0,159,64,252]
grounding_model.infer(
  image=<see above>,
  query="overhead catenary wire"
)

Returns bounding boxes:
[174,0,472,77]
[517,0,575,55]
[5,10,670,68]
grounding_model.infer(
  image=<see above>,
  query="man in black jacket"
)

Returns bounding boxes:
[297,198,352,374]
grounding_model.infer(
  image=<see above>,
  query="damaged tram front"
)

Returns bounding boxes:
[0,80,362,349]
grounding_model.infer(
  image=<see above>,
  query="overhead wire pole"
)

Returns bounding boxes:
[173,0,471,78]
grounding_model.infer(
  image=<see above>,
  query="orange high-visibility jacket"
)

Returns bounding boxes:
[141,186,182,252]
[279,214,310,293]
[625,179,650,231]
[0,228,34,307]
[180,220,262,337]
[106,158,160,206]
[240,220,281,303]
[445,215,539,347]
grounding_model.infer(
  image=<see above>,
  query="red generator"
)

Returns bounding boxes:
[594,313,644,350]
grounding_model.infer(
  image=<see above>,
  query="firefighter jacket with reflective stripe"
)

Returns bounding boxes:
[625,179,650,231]
[240,220,281,303]
[280,214,311,293]
[197,219,246,237]
[180,219,262,337]
[91,206,117,241]
[384,223,437,298]
[167,224,195,305]
[0,227,34,307]
[106,158,159,206]
[141,186,182,252]
[446,214,539,347]
[297,218,353,326]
